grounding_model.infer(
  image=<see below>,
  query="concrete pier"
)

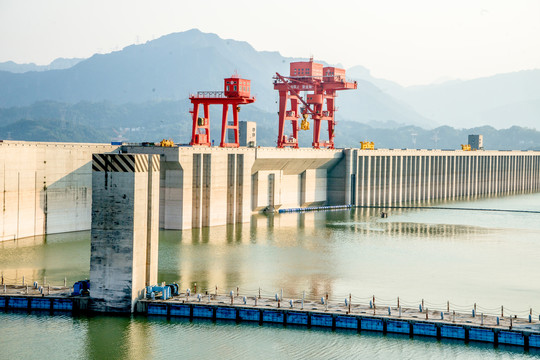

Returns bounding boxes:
[89,153,160,313]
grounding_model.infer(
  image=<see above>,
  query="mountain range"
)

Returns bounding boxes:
[1,28,539,148]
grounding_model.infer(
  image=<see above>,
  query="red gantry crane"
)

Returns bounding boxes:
[274,58,357,149]
[190,75,255,147]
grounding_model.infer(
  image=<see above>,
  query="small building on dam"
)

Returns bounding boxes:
[1,140,540,241]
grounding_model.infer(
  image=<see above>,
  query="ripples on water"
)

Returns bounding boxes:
[1,313,539,359]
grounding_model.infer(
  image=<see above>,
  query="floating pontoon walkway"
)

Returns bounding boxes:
[139,293,540,350]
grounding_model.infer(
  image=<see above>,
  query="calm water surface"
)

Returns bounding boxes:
[1,193,540,359]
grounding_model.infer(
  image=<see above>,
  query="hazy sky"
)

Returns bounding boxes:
[1,0,539,86]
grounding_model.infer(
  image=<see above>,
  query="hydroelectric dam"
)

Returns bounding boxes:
[2,59,540,356]
[2,140,540,349]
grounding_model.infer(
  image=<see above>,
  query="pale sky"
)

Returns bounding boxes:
[0,0,539,86]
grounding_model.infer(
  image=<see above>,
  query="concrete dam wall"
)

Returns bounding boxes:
[331,149,540,207]
[1,141,539,240]
[0,141,118,241]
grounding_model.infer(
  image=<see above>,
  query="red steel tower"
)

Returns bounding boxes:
[190,76,255,147]
[274,59,357,149]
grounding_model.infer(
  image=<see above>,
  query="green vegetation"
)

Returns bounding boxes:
[2,100,540,150]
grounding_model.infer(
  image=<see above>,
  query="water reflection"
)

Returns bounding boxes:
[0,232,89,285]
[1,194,539,313]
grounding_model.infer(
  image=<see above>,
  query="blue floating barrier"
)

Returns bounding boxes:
[263,310,284,323]
[193,306,213,318]
[498,331,524,346]
[216,307,236,320]
[387,320,409,334]
[239,309,260,322]
[361,318,383,331]
[170,304,190,317]
[311,314,332,327]
[413,323,437,337]
[287,312,308,325]
[335,316,357,329]
[441,325,465,339]
[469,328,494,343]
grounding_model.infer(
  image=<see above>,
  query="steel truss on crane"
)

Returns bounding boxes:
[273,59,357,149]
[190,76,255,148]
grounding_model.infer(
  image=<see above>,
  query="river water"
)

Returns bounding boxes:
[1,193,540,359]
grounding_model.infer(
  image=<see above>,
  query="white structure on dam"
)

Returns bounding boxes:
[1,140,539,240]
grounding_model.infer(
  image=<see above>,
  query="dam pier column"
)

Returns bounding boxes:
[89,153,160,313]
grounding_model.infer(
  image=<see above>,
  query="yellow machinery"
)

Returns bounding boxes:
[300,114,310,130]
[160,139,175,147]
[360,141,375,150]
[461,144,471,151]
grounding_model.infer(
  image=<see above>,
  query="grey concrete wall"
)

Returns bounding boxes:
[127,146,257,229]
[328,149,540,207]
[2,142,540,239]
[0,141,117,241]
[125,146,340,228]
[89,154,160,313]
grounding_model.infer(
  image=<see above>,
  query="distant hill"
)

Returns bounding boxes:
[396,70,540,129]
[0,29,429,128]
[1,28,538,132]
[0,119,109,143]
[346,65,540,130]
[0,58,83,73]
[0,100,278,146]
